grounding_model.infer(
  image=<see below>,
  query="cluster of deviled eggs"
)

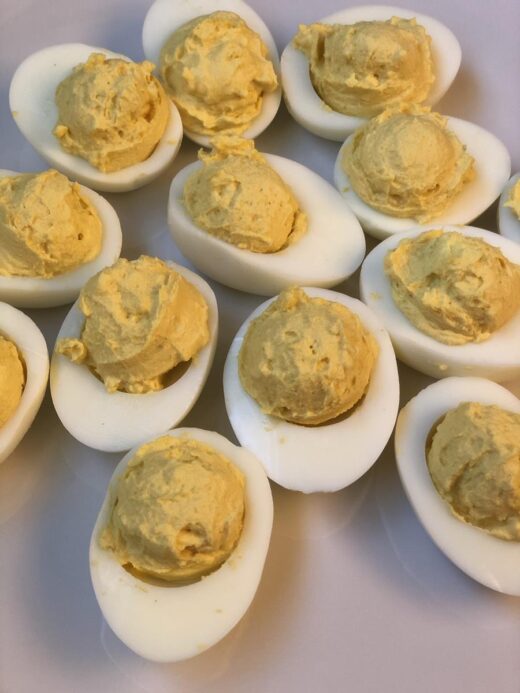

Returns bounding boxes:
[1,0,519,669]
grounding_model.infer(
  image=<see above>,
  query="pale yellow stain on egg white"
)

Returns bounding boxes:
[183,136,307,253]
[239,286,378,425]
[0,336,25,429]
[160,11,278,136]
[0,170,101,278]
[99,435,246,583]
[54,53,169,172]
[505,179,520,220]
[342,105,475,221]
[56,256,209,393]
[385,230,520,345]
[293,17,434,117]
[428,402,520,541]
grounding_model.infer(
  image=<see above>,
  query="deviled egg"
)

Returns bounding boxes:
[281,5,461,141]
[498,173,520,244]
[0,168,122,308]
[395,376,520,595]
[142,0,282,146]
[50,257,218,452]
[168,137,365,295]
[9,44,183,192]
[223,287,399,492]
[334,107,511,239]
[90,427,273,662]
[360,225,520,382]
[0,302,49,464]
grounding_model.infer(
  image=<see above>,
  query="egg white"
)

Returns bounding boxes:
[168,154,366,296]
[90,426,273,662]
[360,224,520,382]
[334,117,511,239]
[142,0,282,147]
[9,44,183,193]
[0,169,122,308]
[395,376,520,595]
[281,4,462,142]
[0,302,49,464]
[50,262,218,453]
[223,288,399,493]
[498,173,520,244]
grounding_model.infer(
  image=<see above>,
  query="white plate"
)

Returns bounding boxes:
[1,0,520,691]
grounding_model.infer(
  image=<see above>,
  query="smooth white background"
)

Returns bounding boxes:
[0,1,519,691]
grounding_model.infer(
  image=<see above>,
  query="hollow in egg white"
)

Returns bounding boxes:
[334,117,511,239]
[223,288,400,493]
[360,225,520,382]
[281,5,461,142]
[395,376,520,595]
[9,44,183,192]
[0,302,49,464]
[142,0,282,147]
[50,262,218,452]
[90,426,273,662]
[0,169,122,308]
[168,153,366,296]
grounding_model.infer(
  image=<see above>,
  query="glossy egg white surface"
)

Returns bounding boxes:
[360,224,520,382]
[50,263,218,452]
[9,44,183,192]
[223,288,399,492]
[142,0,282,147]
[281,5,461,142]
[395,376,520,595]
[334,117,511,239]
[0,302,49,464]
[168,154,365,296]
[90,426,273,662]
[0,169,122,308]
[498,173,520,244]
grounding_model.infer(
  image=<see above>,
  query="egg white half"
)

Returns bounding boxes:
[142,0,282,147]
[395,376,520,595]
[90,426,273,662]
[0,169,122,308]
[9,44,183,192]
[0,302,49,464]
[360,224,520,382]
[223,288,399,493]
[50,262,218,452]
[168,154,366,296]
[498,173,520,244]
[281,4,462,142]
[334,117,511,239]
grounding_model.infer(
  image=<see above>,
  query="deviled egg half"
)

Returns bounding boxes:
[51,257,218,452]
[0,168,122,308]
[281,5,461,141]
[395,376,520,595]
[90,427,273,662]
[9,44,183,192]
[142,0,282,146]
[168,137,365,296]
[334,107,511,239]
[0,303,49,464]
[360,225,520,382]
[498,173,520,244]
[224,286,399,493]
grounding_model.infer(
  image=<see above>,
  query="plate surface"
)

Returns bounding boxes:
[0,1,519,692]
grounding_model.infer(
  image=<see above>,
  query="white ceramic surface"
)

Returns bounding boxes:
[1,0,520,692]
